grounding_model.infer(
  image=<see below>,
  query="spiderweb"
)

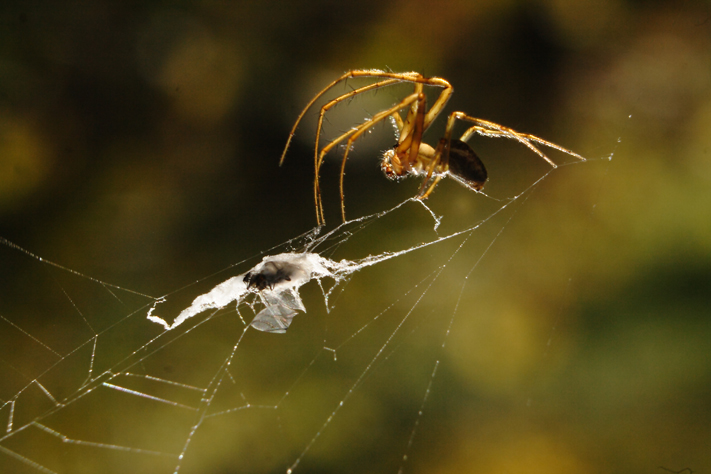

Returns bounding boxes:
[0,131,600,473]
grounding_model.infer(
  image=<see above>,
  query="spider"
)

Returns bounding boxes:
[280,69,586,226]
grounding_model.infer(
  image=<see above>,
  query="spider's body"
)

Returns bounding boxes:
[381,138,488,192]
[280,69,585,225]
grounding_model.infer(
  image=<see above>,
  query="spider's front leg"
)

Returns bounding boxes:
[382,75,455,200]
[316,91,424,223]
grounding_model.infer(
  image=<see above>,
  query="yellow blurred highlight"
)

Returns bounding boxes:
[449,298,553,396]
[349,0,511,71]
[157,29,243,124]
[0,115,52,212]
[543,0,628,47]
[433,427,592,474]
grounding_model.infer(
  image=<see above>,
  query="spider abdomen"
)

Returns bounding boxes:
[446,139,488,191]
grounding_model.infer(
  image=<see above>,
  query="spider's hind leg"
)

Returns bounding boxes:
[450,112,586,168]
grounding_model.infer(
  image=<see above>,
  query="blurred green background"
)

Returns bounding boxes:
[1,0,710,473]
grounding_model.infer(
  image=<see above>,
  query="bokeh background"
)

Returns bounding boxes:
[1,1,710,473]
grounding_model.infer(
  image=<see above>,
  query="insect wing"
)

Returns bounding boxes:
[263,288,305,313]
[447,139,488,190]
[250,304,298,334]
[251,289,305,334]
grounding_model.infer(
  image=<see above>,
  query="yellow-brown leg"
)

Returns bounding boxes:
[450,113,586,168]
[280,70,455,225]
[333,92,423,222]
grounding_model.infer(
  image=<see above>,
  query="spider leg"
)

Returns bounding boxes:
[329,92,423,222]
[388,75,451,144]
[418,174,444,200]
[280,69,453,225]
[459,123,587,162]
[311,79,402,224]
[404,81,453,199]
[448,113,586,168]
[280,69,450,166]
[417,138,447,199]
[445,112,554,166]
[393,83,427,168]
[405,77,455,196]
[311,77,440,222]
[422,78,453,129]
[416,137,446,196]
[410,89,427,167]
[459,124,555,166]
[390,109,405,133]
